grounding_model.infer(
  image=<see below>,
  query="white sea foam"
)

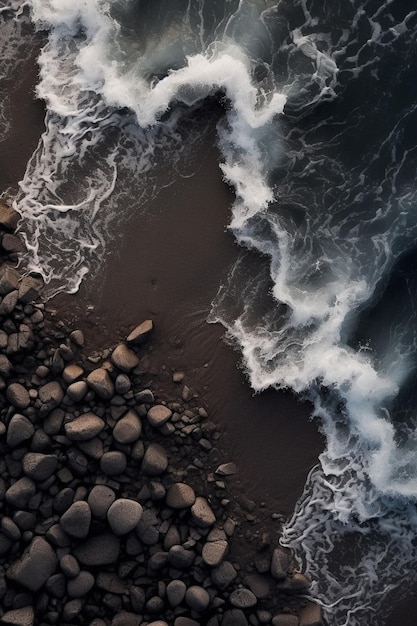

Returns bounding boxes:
[12,0,417,623]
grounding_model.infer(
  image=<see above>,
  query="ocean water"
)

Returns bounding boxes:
[3,1,417,624]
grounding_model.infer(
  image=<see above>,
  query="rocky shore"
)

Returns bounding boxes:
[0,199,323,626]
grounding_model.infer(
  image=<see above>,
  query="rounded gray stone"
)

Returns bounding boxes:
[113,409,142,444]
[60,554,80,579]
[111,343,140,372]
[107,498,143,535]
[166,579,186,608]
[22,452,58,482]
[38,381,64,409]
[229,587,257,609]
[73,533,120,566]
[66,381,88,402]
[88,485,116,519]
[6,536,57,592]
[100,451,127,476]
[202,539,228,567]
[64,412,105,441]
[86,367,114,399]
[67,570,95,598]
[141,443,168,476]
[211,561,237,590]
[0,606,35,626]
[60,501,91,538]
[7,414,34,447]
[5,477,36,508]
[168,545,195,569]
[185,585,210,612]
[271,615,299,626]
[6,383,30,409]
[147,404,172,428]
[166,482,196,509]
[191,496,216,527]
[115,373,131,394]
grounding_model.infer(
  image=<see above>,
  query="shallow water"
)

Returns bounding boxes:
[4,1,417,623]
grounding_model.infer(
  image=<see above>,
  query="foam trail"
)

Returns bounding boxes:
[12,1,417,623]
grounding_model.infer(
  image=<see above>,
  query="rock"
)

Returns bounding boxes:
[147,404,172,428]
[18,276,42,304]
[185,585,210,612]
[299,601,323,626]
[166,482,195,509]
[22,452,58,482]
[60,554,80,579]
[244,574,271,599]
[0,202,20,231]
[126,319,153,344]
[64,412,105,441]
[73,533,120,566]
[62,599,83,621]
[191,496,216,527]
[66,381,88,402]
[166,579,187,607]
[0,606,34,626]
[229,588,257,609]
[211,561,237,590]
[5,477,36,508]
[86,367,114,399]
[202,539,228,567]
[0,290,18,315]
[6,383,30,409]
[0,354,12,377]
[60,501,91,538]
[113,409,142,444]
[221,610,249,626]
[6,537,57,591]
[141,443,168,476]
[271,616,299,626]
[69,329,84,346]
[115,373,131,394]
[88,485,116,519]
[100,451,127,476]
[135,388,154,403]
[107,498,143,535]
[168,545,195,569]
[215,462,238,476]
[111,613,142,626]
[62,363,84,383]
[7,414,34,447]
[174,619,200,626]
[2,233,22,253]
[0,266,20,295]
[276,572,311,593]
[111,343,140,372]
[38,381,64,410]
[67,570,95,598]
[271,546,292,580]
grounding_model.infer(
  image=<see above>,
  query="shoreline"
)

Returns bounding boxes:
[0,198,322,626]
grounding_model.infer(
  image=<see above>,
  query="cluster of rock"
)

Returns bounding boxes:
[0,201,323,626]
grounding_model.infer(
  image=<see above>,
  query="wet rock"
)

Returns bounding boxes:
[111,343,139,372]
[299,601,323,626]
[276,572,311,593]
[100,451,127,476]
[6,537,57,591]
[22,453,58,482]
[107,498,143,535]
[244,573,271,599]
[126,319,153,344]
[88,485,116,519]
[185,585,210,612]
[166,482,196,509]
[0,290,18,315]
[191,496,216,527]
[271,546,292,580]
[147,404,172,428]
[112,409,142,444]
[18,276,42,304]
[86,367,114,399]
[7,414,34,447]
[0,606,34,626]
[166,579,187,607]
[0,202,20,231]
[73,533,120,566]
[60,501,91,538]
[0,266,20,295]
[229,587,257,609]
[141,443,168,476]
[6,383,30,409]
[64,412,105,441]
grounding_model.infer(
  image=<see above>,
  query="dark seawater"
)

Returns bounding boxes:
[2,1,417,624]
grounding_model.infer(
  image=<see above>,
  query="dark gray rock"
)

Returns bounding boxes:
[64,412,105,441]
[147,404,172,428]
[113,409,142,444]
[166,579,186,607]
[60,501,91,538]
[66,381,88,402]
[271,615,299,626]
[107,498,143,536]
[22,453,58,482]
[6,537,57,591]
[5,477,36,509]
[211,561,237,590]
[73,533,120,566]
[111,613,142,626]
[0,354,12,377]
[270,546,292,580]
[298,601,323,626]
[38,381,64,411]
[185,585,210,612]
[86,367,114,399]
[126,319,153,344]
[141,443,168,476]
[0,290,18,315]
[221,610,249,626]
[100,451,127,476]
[229,587,257,609]
[67,570,95,597]
[6,383,30,409]
[7,414,34,447]
[60,554,80,579]
[191,496,216,527]
[88,485,116,519]
[166,482,196,509]
[111,343,139,372]
[202,539,228,567]
[0,606,35,626]
[168,545,195,569]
